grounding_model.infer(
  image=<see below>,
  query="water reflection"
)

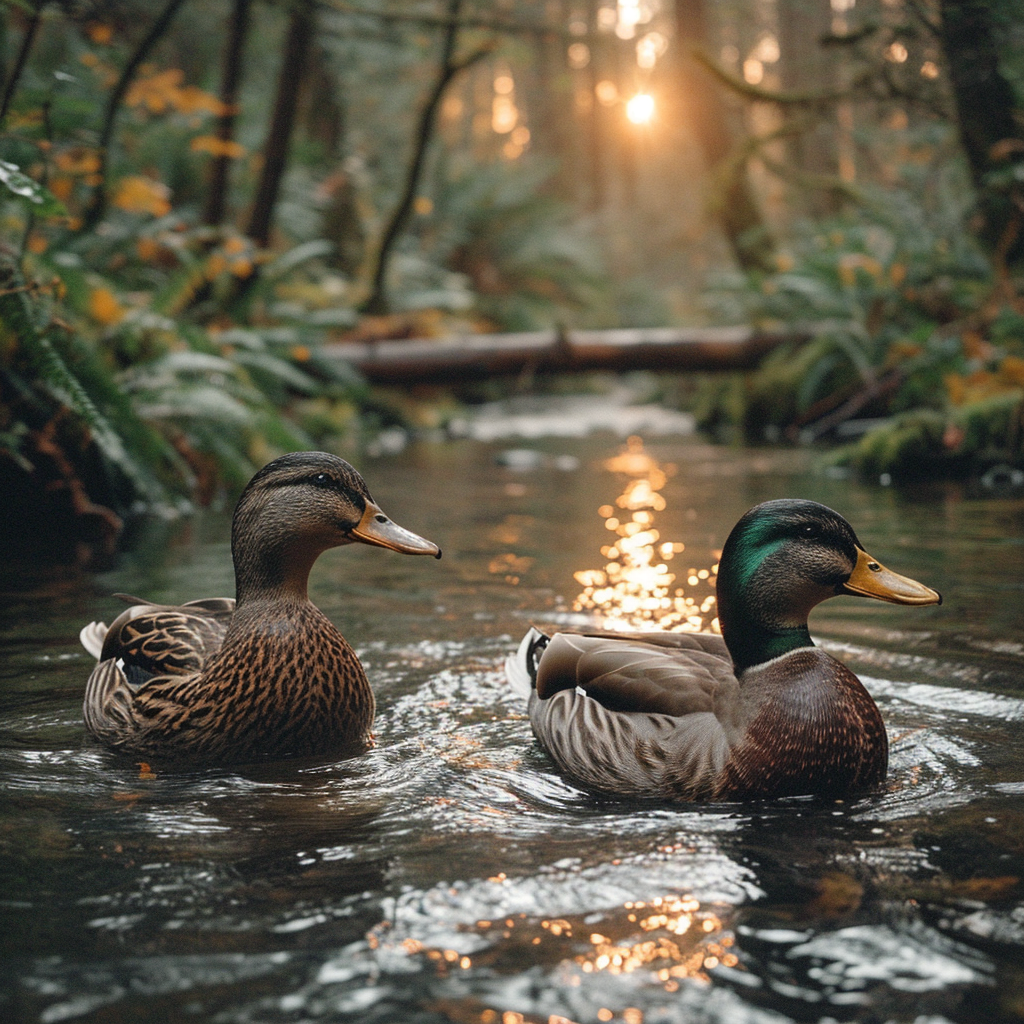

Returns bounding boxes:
[4,433,1024,1024]
[376,891,738,996]
[573,437,719,632]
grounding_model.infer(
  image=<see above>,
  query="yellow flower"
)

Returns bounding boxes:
[125,68,183,113]
[190,135,246,158]
[175,86,225,116]
[125,68,224,116]
[87,23,114,45]
[112,175,172,217]
[136,237,160,261]
[999,355,1024,387]
[49,177,74,202]
[88,287,125,326]
[54,148,101,175]
[205,253,228,279]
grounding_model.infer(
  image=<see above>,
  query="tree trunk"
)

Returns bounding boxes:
[584,0,607,212]
[777,0,838,215]
[81,0,189,231]
[203,0,252,229]
[673,0,776,273]
[533,0,578,200]
[246,0,316,248]
[0,2,47,126]
[938,0,1023,260]
[361,0,491,315]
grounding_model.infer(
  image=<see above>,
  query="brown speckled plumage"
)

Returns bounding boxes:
[81,452,440,763]
[507,500,940,802]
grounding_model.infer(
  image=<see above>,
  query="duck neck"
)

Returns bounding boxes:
[233,539,318,607]
[720,615,814,676]
[716,561,816,675]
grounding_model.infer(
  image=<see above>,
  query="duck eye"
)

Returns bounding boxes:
[310,473,331,488]
[801,523,819,538]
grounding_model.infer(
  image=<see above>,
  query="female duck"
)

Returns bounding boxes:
[81,451,441,762]
[506,499,940,801]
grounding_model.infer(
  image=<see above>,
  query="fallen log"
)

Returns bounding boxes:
[323,325,805,384]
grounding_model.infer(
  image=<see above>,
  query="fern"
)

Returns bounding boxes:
[0,254,160,497]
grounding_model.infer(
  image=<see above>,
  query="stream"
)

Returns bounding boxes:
[2,397,1024,1024]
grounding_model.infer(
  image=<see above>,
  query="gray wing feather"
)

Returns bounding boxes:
[521,630,744,801]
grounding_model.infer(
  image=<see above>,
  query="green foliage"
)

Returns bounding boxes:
[699,183,993,442]
[425,160,607,330]
[0,160,65,217]
[833,392,1024,481]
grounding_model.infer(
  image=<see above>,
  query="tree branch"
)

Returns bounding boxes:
[691,47,877,109]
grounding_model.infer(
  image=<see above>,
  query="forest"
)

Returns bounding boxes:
[2,0,1023,559]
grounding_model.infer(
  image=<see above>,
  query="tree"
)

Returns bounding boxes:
[673,0,776,273]
[777,0,839,215]
[361,0,493,315]
[203,0,252,230]
[82,0,189,231]
[938,0,1024,263]
[246,0,316,248]
[0,1,47,125]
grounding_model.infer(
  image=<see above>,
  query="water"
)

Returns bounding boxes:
[3,412,1024,1024]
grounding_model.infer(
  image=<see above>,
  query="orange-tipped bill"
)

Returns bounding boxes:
[352,503,442,558]
[841,548,940,605]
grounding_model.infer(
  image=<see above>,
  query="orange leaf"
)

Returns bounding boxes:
[190,135,246,158]
[999,355,1024,386]
[112,175,171,217]
[87,23,114,45]
[136,237,160,261]
[88,287,125,326]
[205,253,228,279]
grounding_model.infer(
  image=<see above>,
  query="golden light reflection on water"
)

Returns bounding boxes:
[368,884,738,1024]
[573,437,719,633]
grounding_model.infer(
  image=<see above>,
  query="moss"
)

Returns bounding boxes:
[834,391,1024,481]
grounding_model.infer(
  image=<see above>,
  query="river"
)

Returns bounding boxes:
[2,400,1023,1024]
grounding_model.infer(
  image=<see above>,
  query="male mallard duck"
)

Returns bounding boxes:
[80,451,441,762]
[506,499,940,801]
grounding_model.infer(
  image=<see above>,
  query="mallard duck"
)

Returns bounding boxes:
[80,451,441,762]
[506,499,940,802]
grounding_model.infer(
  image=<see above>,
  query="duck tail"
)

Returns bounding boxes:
[504,626,550,698]
[79,622,108,660]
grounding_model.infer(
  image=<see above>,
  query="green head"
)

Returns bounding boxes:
[716,499,940,673]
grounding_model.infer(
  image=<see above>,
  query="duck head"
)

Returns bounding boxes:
[716,499,940,673]
[231,451,441,603]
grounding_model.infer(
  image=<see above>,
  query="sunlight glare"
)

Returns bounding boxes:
[625,93,655,125]
[573,437,718,632]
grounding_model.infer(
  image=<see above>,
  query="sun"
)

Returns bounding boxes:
[625,92,655,124]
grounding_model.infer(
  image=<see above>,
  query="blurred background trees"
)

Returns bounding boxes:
[1,0,1023,558]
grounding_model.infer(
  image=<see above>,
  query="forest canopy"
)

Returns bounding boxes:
[1,0,1023,559]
